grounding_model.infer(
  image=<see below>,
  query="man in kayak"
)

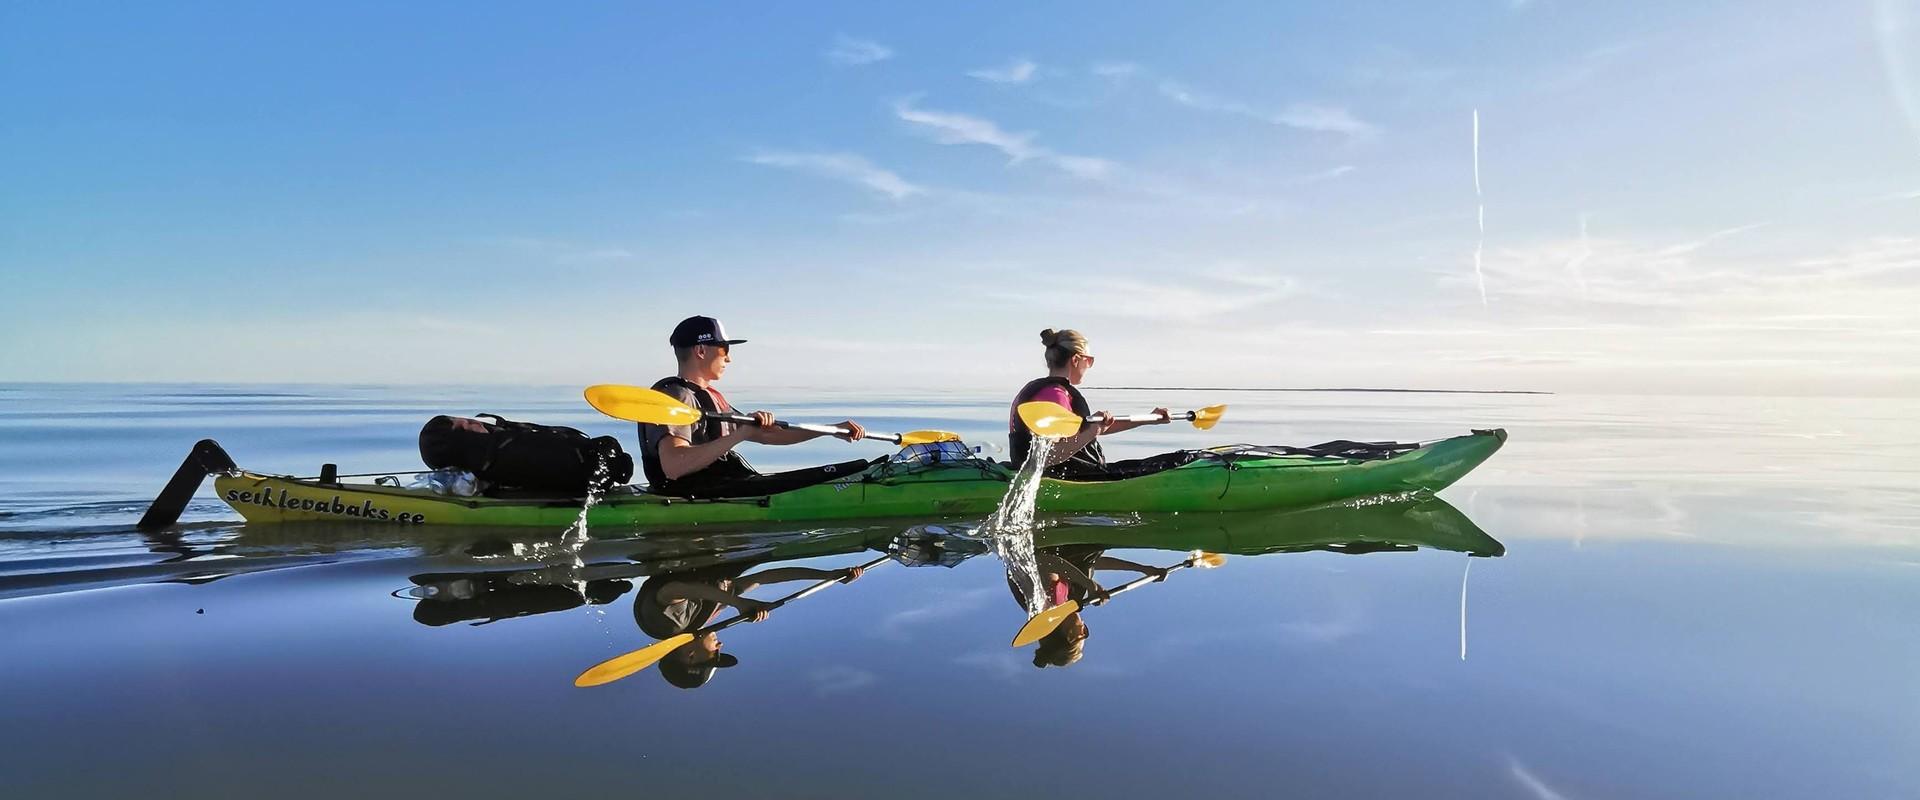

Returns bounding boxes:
[1009,328,1171,478]
[637,560,866,689]
[641,316,869,498]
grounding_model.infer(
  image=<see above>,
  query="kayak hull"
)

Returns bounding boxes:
[213,429,1505,528]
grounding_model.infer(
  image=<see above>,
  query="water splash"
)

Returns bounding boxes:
[1472,109,1488,308]
[982,436,1054,615]
[520,454,612,567]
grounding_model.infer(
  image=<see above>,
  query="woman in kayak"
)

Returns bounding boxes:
[1010,544,1171,668]
[1009,329,1170,477]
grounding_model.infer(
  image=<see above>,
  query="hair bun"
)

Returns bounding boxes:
[1040,328,1059,346]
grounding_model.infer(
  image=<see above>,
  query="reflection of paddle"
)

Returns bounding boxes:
[575,553,893,687]
[1017,402,1227,438]
[1011,550,1225,647]
[586,384,959,446]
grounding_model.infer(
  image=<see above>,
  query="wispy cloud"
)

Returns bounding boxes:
[989,262,1299,320]
[1295,165,1357,183]
[808,665,878,696]
[825,35,893,66]
[875,587,997,641]
[1090,61,1140,80]
[893,99,1118,180]
[1158,80,1380,138]
[1508,757,1573,800]
[954,649,1030,682]
[484,236,639,265]
[968,57,1038,84]
[743,150,925,200]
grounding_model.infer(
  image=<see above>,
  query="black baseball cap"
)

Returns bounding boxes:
[669,316,748,348]
[658,643,740,690]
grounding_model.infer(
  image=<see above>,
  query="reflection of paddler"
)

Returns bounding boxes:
[1008,545,1170,669]
[636,562,866,689]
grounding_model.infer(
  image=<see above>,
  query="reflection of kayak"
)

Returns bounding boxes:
[405,526,891,627]
[208,429,1505,527]
[1035,496,1504,558]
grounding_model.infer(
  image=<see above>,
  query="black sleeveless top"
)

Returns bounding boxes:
[1008,377,1106,472]
[638,376,753,489]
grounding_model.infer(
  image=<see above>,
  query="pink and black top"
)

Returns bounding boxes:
[1008,376,1107,472]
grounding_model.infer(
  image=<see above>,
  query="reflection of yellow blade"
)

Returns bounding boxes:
[1011,600,1082,647]
[1017,401,1083,438]
[1191,404,1228,431]
[584,384,703,426]
[1195,551,1227,568]
[574,632,695,687]
[899,430,962,446]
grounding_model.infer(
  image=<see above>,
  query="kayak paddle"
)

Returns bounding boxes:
[585,384,959,446]
[1010,550,1225,647]
[574,553,893,688]
[1016,401,1227,439]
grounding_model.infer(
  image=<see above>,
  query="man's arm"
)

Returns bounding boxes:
[743,417,866,446]
[658,580,771,616]
[656,427,752,480]
[732,565,863,593]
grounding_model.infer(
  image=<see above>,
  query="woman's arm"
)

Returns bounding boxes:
[1044,424,1102,466]
[1098,407,1172,435]
[1092,556,1169,577]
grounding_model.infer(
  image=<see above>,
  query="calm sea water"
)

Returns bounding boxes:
[1,383,1915,798]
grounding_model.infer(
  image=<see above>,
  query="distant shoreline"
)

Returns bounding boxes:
[1092,386,1553,395]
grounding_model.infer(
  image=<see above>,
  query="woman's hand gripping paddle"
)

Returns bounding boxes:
[575,553,893,688]
[585,384,960,446]
[1010,550,1226,647]
[1016,402,1227,438]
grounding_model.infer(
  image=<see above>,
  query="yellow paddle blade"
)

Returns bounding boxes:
[1193,551,1227,569]
[1011,600,1082,647]
[898,430,962,446]
[1017,401,1083,438]
[583,384,704,426]
[1191,404,1228,431]
[573,633,694,687]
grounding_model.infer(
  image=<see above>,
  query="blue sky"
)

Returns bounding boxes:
[3,1,1916,394]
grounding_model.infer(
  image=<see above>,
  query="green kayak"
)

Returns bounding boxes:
[401,496,1503,626]
[202,429,1505,527]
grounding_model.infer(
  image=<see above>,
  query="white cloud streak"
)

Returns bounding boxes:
[1158,80,1380,138]
[968,57,1038,84]
[744,151,925,200]
[808,665,878,696]
[893,99,1118,180]
[989,263,1299,320]
[825,35,893,66]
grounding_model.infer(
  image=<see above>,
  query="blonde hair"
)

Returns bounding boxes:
[1040,328,1089,369]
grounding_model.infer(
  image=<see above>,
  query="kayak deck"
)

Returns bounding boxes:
[210,429,1506,527]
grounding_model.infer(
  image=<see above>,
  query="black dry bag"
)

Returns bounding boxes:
[418,414,633,494]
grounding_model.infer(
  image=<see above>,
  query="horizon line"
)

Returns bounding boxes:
[1090,386,1554,395]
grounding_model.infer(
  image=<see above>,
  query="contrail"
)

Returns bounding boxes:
[1459,556,1472,661]
[1472,110,1488,308]
[1568,213,1593,300]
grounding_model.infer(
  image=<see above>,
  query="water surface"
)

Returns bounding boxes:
[1,384,1914,798]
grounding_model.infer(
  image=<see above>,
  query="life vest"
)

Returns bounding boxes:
[639,376,755,489]
[1008,376,1106,471]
